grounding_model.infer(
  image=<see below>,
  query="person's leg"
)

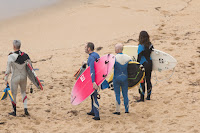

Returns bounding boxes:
[113,80,121,115]
[92,90,100,120]
[10,78,19,116]
[121,81,129,113]
[19,78,29,115]
[137,79,145,102]
[146,70,152,100]
[87,95,95,116]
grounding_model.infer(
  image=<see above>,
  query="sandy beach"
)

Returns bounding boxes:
[0,0,200,132]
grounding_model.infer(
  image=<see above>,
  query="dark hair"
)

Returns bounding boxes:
[87,42,95,51]
[138,31,151,48]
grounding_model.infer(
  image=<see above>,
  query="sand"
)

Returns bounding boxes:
[0,0,200,132]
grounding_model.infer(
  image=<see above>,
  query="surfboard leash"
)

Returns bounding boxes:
[152,68,176,87]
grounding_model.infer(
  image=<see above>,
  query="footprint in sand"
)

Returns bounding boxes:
[157,27,163,31]
[96,46,103,51]
[185,32,192,36]
[152,35,161,41]
[160,10,171,17]
[163,100,170,104]
[193,129,199,133]
[190,71,195,75]
[189,80,200,86]
[109,109,115,112]
[174,37,180,40]
[96,5,110,8]
[67,110,78,116]
[136,10,148,12]
[155,7,161,11]
[176,115,187,118]
[168,81,172,84]
[166,48,174,51]
[171,42,176,45]
[121,6,130,9]
[145,113,152,118]
[177,81,182,84]
[148,120,156,123]
[76,123,83,127]
[175,91,181,94]
[45,109,51,113]
[163,110,169,114]
[161,24,165,27]
[189,61,195,66]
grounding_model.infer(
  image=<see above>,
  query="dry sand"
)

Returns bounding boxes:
[0,0,200,132]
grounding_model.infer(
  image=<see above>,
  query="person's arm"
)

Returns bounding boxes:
[88,57,95,83]
[4,55,13,82]
[137,45,144,63]
[88,56,99,90]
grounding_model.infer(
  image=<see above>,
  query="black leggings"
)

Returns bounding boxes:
[140,62,152,96]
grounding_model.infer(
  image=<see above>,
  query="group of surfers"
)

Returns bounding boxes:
[3,30,154,121]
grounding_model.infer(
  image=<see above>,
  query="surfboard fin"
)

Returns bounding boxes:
[105,61,109,64]
[33,68,39,71]
[0,85,14,102]
[103,74,107,78]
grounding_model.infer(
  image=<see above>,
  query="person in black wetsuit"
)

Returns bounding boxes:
[137,31,154,102]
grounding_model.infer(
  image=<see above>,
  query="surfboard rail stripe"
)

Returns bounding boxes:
[27,62,43,90]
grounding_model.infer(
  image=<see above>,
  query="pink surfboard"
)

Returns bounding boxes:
[71,54,115,105]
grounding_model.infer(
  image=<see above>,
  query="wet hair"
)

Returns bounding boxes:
[87,42,94,51]
[13,40,21,49]
[138,31,151,48]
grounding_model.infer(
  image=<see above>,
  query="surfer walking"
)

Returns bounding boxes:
[4,40,31,116]
[113,43,132,115]
[137,31,154,102]
[84,42,100,120]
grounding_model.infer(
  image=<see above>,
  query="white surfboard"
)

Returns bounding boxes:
[123,45,177,72]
